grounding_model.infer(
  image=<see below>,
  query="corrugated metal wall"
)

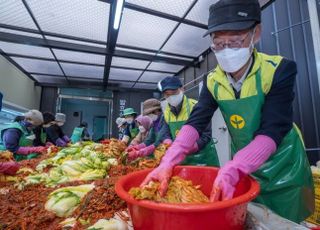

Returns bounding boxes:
[259,0,320,164]
[40,87,58,113]
[179,0,320,164]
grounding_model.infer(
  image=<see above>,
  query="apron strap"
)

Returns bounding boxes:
[255,69,263,97]
[213,82,219,100]
[186,97,191,116]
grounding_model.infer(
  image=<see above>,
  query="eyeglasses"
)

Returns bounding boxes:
[211,30,253,52]
[163,90,180,98]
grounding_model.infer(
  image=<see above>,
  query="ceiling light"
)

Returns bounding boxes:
[113,0,124,30]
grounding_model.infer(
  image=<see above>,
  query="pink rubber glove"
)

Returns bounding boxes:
[190,142,199,154]
[140,125,199,196]
[163,139,173,146]
[210,135,276,201]
[62,135,70,143]
[128,144,155,161]
[159,125,199,166]
[136,143,147,150]
[45,142,54,147]
[126,143,146,153]
[0,161,20,175]
[56,138,68,147]
[16,146,46,155]
[141,163,174,197]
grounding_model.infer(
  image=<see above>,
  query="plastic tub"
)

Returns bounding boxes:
[115,166,260,230]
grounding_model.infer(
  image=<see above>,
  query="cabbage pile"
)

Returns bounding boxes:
[45,184,95,217]
[19,142,119,188]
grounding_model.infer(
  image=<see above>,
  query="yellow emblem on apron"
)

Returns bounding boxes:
[230,114,245,129]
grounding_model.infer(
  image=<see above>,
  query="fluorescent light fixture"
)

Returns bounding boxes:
[113,0,125,30]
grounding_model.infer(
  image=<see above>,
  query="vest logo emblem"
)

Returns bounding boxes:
[175,129,180,136]
[230,115,245,129]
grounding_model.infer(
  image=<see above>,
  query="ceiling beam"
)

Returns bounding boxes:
[0,23,195,60]
[103,0,123,88]
[36,81,157,92]
[124,2,207,30]
[7,53,176,74]
[116,44,194,60]
[114,49,190,65]
[110,65,176,74]
[0,23,107,45]
[0,49,37,82]
[29,72,158,85]
[7,52,177,74]
[0,31,191,66]
[0,31,105,53]
[261,0,276,10]
[132,0,199,88]
[35,81,107,88]
[98,0,207,30]
[22,0,69,84]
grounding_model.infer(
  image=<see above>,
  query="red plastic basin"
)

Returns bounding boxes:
[115,166,260,230]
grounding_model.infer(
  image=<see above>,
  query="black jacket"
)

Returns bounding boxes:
[186,58,296,146]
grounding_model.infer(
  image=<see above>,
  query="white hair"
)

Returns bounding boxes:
[24,110,43,126]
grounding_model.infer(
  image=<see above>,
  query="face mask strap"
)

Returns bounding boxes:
[249,27,256,51]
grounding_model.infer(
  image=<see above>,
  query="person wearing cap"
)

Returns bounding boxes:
[149,76,219,166]
[33,123,47,147]
[141,0,313,222]
[33,111,56,147]
[0,109,46,161]
[126,98,172,160]
[129,115,153,147]
[70,121,91,143]
[116,117,127,140]
[0,92,19,175]
[121,108,139,144]
[13,115,25,122]
[44,113,70,147]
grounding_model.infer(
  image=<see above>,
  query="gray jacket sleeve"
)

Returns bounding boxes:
[143,127,156,146]
[144,116,172,147]
[196,123,212,150]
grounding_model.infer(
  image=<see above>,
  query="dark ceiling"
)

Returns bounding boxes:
[0,0,272,91]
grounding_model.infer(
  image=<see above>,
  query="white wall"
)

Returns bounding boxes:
[0,55,42,110]
[198,82,230,166]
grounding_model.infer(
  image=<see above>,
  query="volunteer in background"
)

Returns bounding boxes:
[130,115,153,146]
[116,117,127,140]
[126,98,171,160]
[44,113,70,147]
[0,109,46,161]
[121,108,139,144]
[142,0,313,223]
[140,76,219,166]
[70,121,91,143]
[13,116,25,122]
[0,92,19,175]
[33,112,50,146]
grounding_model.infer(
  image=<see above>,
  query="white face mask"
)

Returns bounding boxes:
[139,126,146,133]
[148,114,159,122]
[166,91,184,107]
[214,30,255,73]
[126,118,134,124]
[57,122,64,127]
[26,134,36,140]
